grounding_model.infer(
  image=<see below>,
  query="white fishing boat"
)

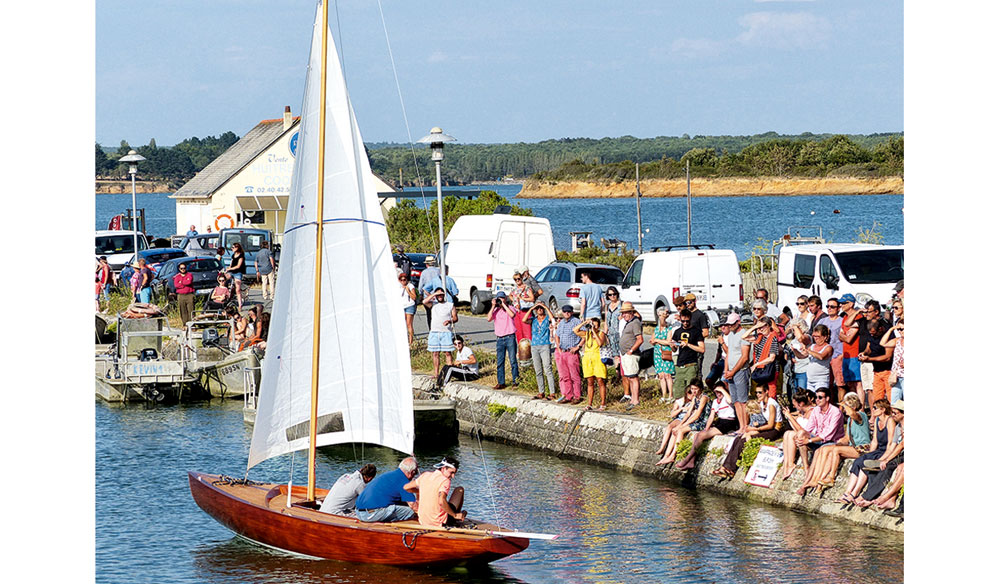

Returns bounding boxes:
[95,315,201,403]
[189,2,545,564]
[183,317,261,399]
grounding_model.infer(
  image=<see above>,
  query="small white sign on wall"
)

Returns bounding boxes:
[745,445,784,488]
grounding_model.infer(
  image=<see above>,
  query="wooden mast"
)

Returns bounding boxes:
[307,0,330,502]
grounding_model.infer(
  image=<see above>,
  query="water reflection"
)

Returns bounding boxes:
[97,400,902,584]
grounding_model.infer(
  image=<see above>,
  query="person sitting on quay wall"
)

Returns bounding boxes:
[779,386,844,481]
[355,457,419,523]
[655,380,710,467]
[712,384,785,478]
[487,291,518,390]
[654,386,698,460]
[854,400,904,511]
[675,383,739,471]
[436,334,479,388]
[795,392,870,495]
[840,399,903,506]
[404,456,466,527]
[319,463,377,516]
[524,303,557,400]
[777,390,816,479]
[835,397,896,505]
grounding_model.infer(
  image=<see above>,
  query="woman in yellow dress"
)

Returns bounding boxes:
[574,316,607,410]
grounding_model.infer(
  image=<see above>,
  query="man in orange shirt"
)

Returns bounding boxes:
[404,456,466,527]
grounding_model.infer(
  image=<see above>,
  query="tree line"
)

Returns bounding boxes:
[96,131,901,186]
[531,135,903,183]
[95,132,239,183]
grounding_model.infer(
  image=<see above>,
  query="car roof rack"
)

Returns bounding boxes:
[649,244,717,252]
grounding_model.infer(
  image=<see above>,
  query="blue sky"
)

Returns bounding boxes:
[96,0,902,147]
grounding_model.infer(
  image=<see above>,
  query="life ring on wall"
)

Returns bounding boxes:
[215,214,234,231]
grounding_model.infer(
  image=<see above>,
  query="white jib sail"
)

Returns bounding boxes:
[248,4,413,469]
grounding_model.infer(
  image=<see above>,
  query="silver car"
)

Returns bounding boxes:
[534,261,624,315]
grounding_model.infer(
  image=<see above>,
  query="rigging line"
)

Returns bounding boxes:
[375,0,438,251]
[467,398,504,529]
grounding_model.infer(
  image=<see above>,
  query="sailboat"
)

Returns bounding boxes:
[189,2,535,565]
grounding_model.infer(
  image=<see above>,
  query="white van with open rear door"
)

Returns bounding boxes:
[775,243,903,313]
[620,245,743,322]
[443,212,556,314]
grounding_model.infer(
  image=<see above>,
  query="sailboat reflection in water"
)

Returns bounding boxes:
[188,1,549,566]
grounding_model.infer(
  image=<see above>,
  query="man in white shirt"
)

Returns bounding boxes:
[319,463,377,515]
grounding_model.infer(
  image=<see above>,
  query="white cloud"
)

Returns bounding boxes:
[736,11,831,49]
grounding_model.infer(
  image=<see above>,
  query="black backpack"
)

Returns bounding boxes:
[396,254,412,279]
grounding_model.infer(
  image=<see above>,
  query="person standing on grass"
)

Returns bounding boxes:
[173,262,195,325]
[418,255,440,329]
[838,294,864,399]
[510,270,535,343]
[816,297,845,401]
[574,316,607,410]
[618,302,643,411]
[671,308,705,400]
[487,291,518,389]
[554,305,583,404]
[136,258,154,304]
[719,312,751,434]
[254,241,276,301]
[578,271,605,321]
[524,303,557,400]
[423,288,456,381]
[650,306,676,404]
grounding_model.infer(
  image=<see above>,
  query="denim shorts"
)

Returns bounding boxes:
[403,304,416,315]
[356,505,415,523]
[232,272,243,281]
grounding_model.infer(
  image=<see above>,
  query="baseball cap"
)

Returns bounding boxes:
[684,293,697,301]
[561,304,573,313]
[723,313,740,326]
[838,293,856,304]
[495,291,507,299]
[517,265,528,273]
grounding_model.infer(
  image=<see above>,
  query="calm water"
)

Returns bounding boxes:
[96,400,902,584]
[95,186,903,259]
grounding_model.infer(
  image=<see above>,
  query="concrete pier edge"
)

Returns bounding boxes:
[413,374,903,533]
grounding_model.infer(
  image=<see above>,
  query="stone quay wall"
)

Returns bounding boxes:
[413,374,902,533]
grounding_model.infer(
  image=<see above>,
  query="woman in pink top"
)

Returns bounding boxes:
[404,456,466,527]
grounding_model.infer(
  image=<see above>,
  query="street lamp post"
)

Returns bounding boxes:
[119,150,146,259]
[417,127,456,272]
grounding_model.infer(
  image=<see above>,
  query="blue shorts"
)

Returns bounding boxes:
[843,357,861,382]
[794,372,809,390]
[427,331,454,352]
[138,287,152,304]
[232,272,243,281]
[404,305,416,315]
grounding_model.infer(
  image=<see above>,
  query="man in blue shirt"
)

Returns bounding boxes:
[424,265,459,303]
[186,224,198,237]
[355,457,419,522]
[578,271,604,320]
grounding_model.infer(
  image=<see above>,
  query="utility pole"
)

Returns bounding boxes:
[686,160,692,246]
[635,162,643,253]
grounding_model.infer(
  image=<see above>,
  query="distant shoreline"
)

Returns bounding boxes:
[518,176,903,198]
[96,180,174,194]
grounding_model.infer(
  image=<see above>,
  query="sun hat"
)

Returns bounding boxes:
[424,255,437,264]
[620,301,636,313]
[891,400,904,412]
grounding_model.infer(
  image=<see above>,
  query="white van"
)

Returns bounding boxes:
[443,214,556,314]
[776,243,903,312]
[95,230,149,274]
[620,246,743,322]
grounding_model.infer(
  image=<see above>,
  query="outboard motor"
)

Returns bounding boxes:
[138,348,159,362]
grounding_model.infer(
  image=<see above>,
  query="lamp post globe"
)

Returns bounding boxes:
[118,150,146,263]
[417,128,456,271]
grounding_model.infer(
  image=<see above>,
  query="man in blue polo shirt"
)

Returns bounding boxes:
[354,456,419,522]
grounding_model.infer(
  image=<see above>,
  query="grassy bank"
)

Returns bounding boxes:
[519,176,903,198]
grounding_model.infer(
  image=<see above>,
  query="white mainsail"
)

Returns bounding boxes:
[248,4,413,469]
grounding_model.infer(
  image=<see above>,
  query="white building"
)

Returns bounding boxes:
[171,107,395,243]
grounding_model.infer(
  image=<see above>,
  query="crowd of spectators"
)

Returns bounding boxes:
[410,263,905,517]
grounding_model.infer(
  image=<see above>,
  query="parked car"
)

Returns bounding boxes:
[178,233,221,257]
[775,243,903,313]
[620,245,742,322]
[443,213,556,314]
[95,230,149,275]
[394,252,431,286]
[118,248,189,289]
[151,257,225,301]
[534,261,624,314]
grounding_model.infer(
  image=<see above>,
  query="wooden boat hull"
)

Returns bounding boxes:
[188,471,528,566]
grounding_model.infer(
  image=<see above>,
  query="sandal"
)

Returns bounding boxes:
[584,406,593,411]
[598,405,606,411]
[532,393,544,400]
